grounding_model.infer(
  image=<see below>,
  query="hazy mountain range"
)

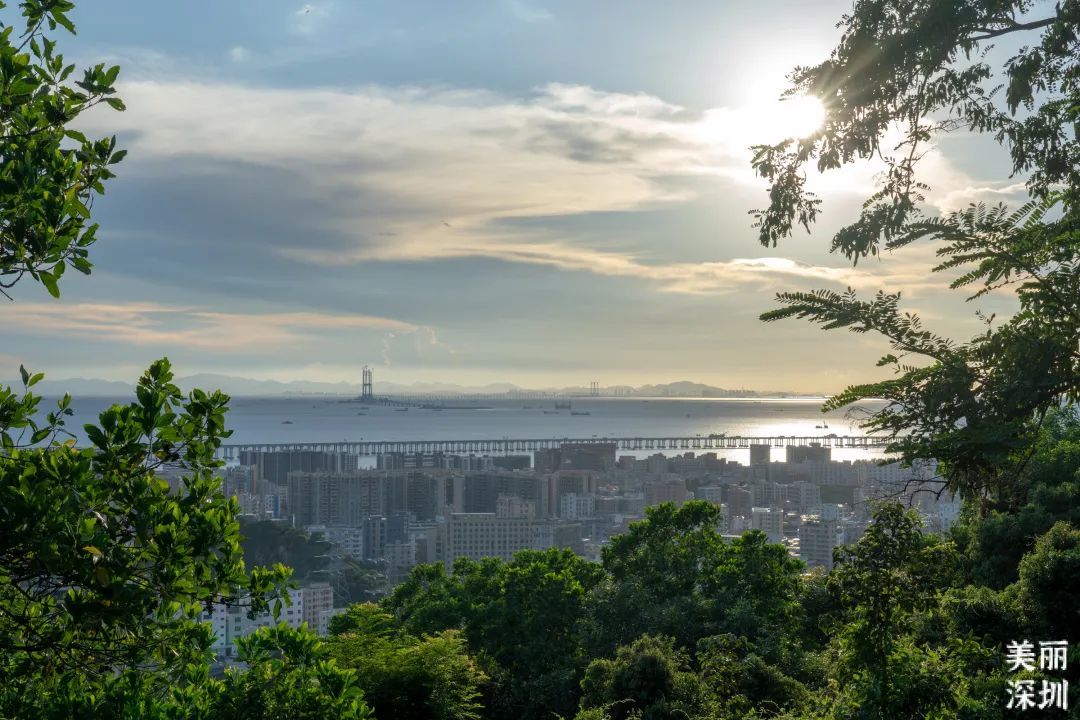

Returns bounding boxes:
[5,373,820,398]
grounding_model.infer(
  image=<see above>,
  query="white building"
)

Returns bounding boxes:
[386,540,417,585]
[203,588,306,659]
[695,485,724,505]
[301,583,334,631]
[750,506,784,543]
[799,516,842,570]
[560,492,596,519]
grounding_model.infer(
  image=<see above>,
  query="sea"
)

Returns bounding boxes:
[48,395,892,465]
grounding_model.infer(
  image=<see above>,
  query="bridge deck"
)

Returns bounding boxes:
[216,435,890,459]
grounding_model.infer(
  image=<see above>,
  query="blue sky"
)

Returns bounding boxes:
[1,1,1026,392]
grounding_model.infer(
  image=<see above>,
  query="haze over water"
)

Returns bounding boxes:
[57,396,891,464]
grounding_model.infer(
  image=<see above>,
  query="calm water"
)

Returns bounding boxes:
[50,396,889,463]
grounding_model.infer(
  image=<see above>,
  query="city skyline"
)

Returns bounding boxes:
[1,0,1025,393]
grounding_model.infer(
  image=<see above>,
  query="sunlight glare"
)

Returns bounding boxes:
[777,95,825,139]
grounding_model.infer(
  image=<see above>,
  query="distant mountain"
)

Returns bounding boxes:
[178,374,361,396]
[5,374,816,398]
[7,377,135,396]
[633,381,757,398]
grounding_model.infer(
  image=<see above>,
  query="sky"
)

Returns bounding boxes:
[1,0,1028,393]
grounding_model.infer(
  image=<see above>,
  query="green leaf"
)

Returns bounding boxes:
[39,271,60,298]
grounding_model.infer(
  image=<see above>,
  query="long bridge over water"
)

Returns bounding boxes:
[215,434,890,460]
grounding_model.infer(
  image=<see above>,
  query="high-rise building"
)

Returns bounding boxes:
[301,583,334,630]
[725,485,753,519]
[696,485,724,505]
[790,481,821,513]
[749,444,771,481]
[496,495,536,519]
[441,512,582,567]
[287,471,383,527]
[560,443,617,472]
[241,451,361,488]
[559,492,596,519]
[464,473,551,516]
[752,481,783,509]
[750,506,784,542]
[492,455,532,471]
[533,449,562,473]
[645,477,688,507]
[786,443,831,465]
[203,591,306,658]
[799,516,841,569]
[443,513,538,565]
[385,541,417,586]
[749,444,771,466]
[555,471,600,507]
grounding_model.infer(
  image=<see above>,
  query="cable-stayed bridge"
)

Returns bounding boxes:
[215,434,889,460]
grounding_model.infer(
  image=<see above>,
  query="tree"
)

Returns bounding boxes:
[325,603,487,720]
[826,504,960,719]
[952,406,1080,587]
[751,0,1080,503]
[384,549,603,720]
[210,624,373,720]
[588,501,804,659]
[239,520,385,606]
[0,0,125,299]
[577,635,713,720]
[0,4,429,720]
[0,359,292,712]
[1014,521,1080,642]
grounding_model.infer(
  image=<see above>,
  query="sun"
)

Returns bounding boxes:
[777,95,825,139]
[694,93,825,154]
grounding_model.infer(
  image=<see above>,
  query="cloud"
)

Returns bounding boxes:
[505,0,552,23]
[928,182,1028,214]
[3,302,426,351]
[291,3,332,34]
[76,77,997,297]
[0,351,22,377]
[228,46,250,63]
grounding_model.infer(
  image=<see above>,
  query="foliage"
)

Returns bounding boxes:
[952,406,1080,586]
[751,0,1080,504]
[384,548,603,720]
[5,625,374,720]
[325,603,487,720]
[0,359,291,703]
[210,624,372,720]
[589,501,804,660]
[1014,521,1080,641]
[0,0,126,299]
[577,635,712,720]
[240,520,384,606]
[383,506,810,720]
[825,504,961,719]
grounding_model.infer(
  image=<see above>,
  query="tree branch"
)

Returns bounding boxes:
[969,16,1058,41]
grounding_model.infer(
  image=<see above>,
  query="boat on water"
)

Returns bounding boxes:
[571,411,591,416]
[281,420,293,424]
[543,410,559,414]
[395,408,409,412]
